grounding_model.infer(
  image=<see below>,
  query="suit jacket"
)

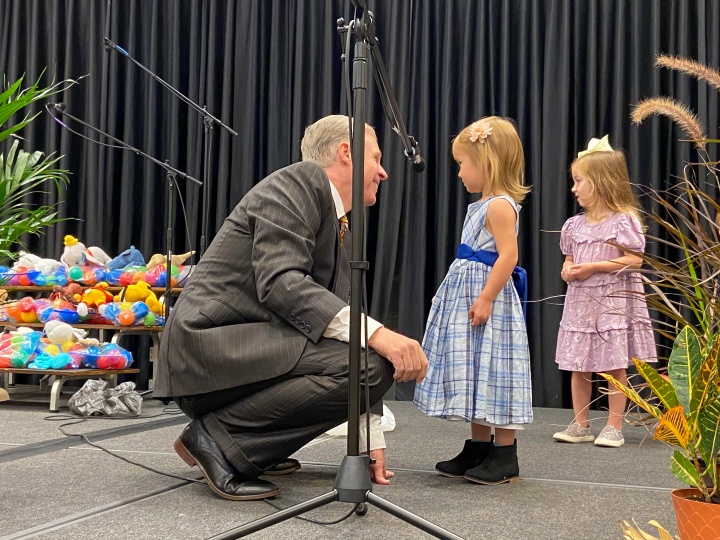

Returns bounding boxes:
[154,161,350,398]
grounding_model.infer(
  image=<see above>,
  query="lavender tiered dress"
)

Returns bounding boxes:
[555,213,657,372]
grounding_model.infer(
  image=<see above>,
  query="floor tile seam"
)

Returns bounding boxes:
[296,462,675,493]
[65,446,177,456]
[0,481,191,540]
[0,414,187,463]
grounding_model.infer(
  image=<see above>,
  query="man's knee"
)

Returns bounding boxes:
[366,353,394,395]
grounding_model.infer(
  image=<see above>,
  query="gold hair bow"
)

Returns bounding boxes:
[577,134,613,158]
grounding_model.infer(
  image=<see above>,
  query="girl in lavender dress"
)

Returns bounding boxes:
[415,117,532,485]
[553,136,657,448]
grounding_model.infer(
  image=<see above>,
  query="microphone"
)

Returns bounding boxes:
[410,154,426,174]
[405,137,426,173]
[103,0,111,51]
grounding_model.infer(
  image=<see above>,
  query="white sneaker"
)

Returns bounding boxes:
[553,423,595,443]
[594,425,625,447]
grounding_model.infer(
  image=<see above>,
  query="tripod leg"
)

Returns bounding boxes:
[207,490,338,539]
[366,492,465,540]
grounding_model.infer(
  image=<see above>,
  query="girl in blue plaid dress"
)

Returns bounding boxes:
[414,117,533,485]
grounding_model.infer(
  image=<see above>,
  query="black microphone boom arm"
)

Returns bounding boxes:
[363,11,425,173]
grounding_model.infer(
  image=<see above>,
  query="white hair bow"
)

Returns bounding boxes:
[577,134,613,158]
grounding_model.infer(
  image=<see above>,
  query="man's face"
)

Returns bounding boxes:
[362,132,388,206]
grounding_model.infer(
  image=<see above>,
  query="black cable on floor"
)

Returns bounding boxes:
[48,410,360,527]
[46,409,205,484]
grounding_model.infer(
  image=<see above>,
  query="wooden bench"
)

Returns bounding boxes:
[0,367,140,412]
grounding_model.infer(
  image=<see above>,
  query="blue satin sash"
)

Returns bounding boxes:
[455,243,528,319]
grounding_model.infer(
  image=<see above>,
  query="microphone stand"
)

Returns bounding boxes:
[207,4,460,539]
[102,34,238,261]
[45,104,201,322]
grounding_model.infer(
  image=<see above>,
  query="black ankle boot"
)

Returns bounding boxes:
[435,438,493,477]
[464,439,520,485]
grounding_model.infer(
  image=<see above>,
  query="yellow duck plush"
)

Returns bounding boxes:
[115,280,165,315]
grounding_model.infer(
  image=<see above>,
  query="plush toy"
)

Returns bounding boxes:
[146,251,195,270]
[12,252,64,275]
[44,320,77,352]
[79,282,114,310]
[60,235,112,268]
[85,246,112,267]
[61,235,87,267]
[115,280,164,315]
[52,283,83,304]
[107,245,146,271]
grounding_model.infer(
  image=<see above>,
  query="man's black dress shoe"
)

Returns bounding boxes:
[263,458,301,476]
[174,420,280,501]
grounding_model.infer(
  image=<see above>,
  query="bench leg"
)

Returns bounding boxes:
[50,376,67,413]
[148,333,159,390]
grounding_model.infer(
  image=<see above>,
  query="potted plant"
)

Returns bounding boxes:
[600,54,720,540]
[0,72,77,266]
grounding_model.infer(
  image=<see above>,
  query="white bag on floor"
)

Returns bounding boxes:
[68,379,142,417]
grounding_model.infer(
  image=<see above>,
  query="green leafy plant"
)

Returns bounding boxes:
[600,54,720,505]
[0,72,78,265]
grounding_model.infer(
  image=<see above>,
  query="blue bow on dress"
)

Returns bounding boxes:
[455,243,528,319]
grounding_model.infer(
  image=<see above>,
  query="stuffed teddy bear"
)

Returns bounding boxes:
[52,283,84,304]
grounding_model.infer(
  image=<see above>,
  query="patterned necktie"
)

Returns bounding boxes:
[339,215,349,247]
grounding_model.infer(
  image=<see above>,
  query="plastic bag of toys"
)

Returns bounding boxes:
[72,342,133,369]
[0,331,43,368]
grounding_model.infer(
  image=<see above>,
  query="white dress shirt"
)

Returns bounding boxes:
[322,181,386,451]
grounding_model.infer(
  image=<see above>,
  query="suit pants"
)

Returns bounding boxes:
[175,338,394,478]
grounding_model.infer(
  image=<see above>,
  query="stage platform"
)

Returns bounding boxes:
[0,397,681,539]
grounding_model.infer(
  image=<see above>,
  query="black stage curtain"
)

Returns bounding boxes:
[1,1,718,405]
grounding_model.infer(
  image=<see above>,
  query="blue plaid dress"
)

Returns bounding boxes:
[414,196,533,425]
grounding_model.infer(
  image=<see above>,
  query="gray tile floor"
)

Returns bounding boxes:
[0,393,681,540]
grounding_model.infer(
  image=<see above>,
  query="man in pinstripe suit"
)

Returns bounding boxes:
[155,115,428,501]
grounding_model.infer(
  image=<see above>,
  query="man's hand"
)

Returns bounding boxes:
[368,448,394,485]
[368,327,428,383]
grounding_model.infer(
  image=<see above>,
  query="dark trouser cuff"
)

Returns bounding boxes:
[202,412,264,478]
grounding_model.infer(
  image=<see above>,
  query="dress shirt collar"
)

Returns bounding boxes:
[328,180,346,220]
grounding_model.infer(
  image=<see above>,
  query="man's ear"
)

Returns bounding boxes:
[337,140,352,165]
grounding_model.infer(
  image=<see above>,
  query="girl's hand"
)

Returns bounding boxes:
[560,266,573,282]
[567,263,596,281]
[469,296,492,326]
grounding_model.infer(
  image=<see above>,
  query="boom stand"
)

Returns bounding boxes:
[103,17,237,260]
[207,5,462,540]
[46,105,201,318]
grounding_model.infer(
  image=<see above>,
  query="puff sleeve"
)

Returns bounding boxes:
[560,216,579,256]
[615,213,645,252]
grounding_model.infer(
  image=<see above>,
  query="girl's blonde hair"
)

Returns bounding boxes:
[451,116,530,202]
[570,150,641,218]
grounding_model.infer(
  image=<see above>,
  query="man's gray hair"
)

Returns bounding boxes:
[301,115,375,167]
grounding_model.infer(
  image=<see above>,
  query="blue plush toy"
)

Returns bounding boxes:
[107,246,146,271]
